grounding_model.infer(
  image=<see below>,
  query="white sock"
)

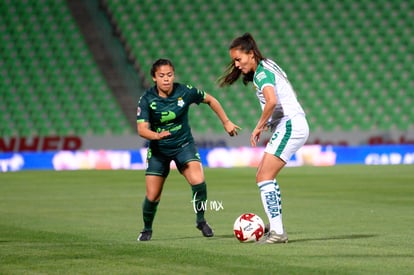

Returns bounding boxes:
[257,180,284,234]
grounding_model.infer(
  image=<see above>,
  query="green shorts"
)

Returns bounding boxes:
[145,142,201,177]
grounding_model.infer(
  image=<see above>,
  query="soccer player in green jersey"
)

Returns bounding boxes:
[219,33,309,244]
[136,58,240,241]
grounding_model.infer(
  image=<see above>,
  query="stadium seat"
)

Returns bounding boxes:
[2,0,413,138]
[0,0,131,137]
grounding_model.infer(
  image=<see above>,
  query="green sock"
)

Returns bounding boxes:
[142,197,159,231]
[191,182,207,223]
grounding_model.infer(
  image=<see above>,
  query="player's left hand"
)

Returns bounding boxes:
[250,127,262,147]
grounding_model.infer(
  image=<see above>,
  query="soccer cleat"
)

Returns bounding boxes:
[196,221,214,237]
[137,230,152,241]
[257,230,288,244]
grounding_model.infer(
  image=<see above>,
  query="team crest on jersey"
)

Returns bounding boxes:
[177,97,185,107]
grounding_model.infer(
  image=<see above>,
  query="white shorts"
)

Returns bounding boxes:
[265,114,309,163]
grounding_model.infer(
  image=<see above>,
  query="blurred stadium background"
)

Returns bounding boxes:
[0,0,413,145]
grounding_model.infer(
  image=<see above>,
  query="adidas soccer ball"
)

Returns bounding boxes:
[233,213,265,242]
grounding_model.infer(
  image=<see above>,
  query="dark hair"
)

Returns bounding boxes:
[150,58,175,77]
[218,33,265,87]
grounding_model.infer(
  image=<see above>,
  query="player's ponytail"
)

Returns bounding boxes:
[218,33,264,86]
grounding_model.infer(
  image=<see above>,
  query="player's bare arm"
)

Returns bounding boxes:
[251,86,277,146]
[203,93,241,136]
[137,121,171,140]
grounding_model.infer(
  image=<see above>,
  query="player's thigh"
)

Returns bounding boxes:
[181,161,205,185]
[145,175,166,201]
[145,150,170,201]
[175,143,204,185]
[256,153,286,182]
[265,116,309,163]
[259,116,308,182]
[146,149,171,178]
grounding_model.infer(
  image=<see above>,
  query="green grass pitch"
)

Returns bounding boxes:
[1,165,413,274]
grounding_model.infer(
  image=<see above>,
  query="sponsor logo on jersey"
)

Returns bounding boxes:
[160,111,176,123]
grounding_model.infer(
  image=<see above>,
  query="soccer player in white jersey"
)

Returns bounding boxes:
[219,33,309,244]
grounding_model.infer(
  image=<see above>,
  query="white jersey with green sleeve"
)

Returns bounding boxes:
[253,59,305,129]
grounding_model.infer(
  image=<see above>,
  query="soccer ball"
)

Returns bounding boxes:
[233,213,265,242]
